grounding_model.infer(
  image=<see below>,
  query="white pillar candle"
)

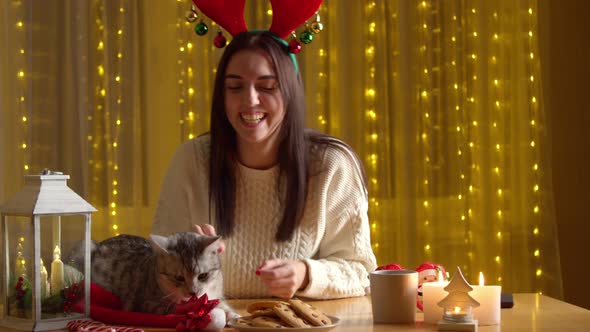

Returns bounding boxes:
[50,245,64,296]
[422,281,450,324]
[40,259,48,300]
[471,272,501,325]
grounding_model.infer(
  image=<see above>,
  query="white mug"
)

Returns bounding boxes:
[370,270,418,324]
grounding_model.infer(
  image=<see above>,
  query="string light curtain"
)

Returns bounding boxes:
[0,0,146,238]
[0,0,562,298]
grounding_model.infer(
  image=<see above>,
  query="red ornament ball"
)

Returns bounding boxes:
[214,32,227,48]
[289,40,302,54]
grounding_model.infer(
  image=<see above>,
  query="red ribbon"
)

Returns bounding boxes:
[73,283,219,331]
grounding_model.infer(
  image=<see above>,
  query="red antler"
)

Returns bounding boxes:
[269,0,324,39]
[192,0,248,36]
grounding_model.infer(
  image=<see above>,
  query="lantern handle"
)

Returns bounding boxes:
[41,168,63,175]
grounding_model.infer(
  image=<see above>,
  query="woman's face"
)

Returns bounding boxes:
[224,49,285,151]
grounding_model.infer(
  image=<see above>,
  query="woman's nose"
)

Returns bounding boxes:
[242,85,259,106]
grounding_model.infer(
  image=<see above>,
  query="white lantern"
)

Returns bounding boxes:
[1,170,96,331]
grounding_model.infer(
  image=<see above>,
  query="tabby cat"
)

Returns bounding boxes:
[78,232,234,326]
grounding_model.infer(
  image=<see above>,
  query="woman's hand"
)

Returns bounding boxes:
[192,224,225,254]
[256,259,309,298]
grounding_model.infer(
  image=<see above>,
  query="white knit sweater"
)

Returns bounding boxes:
[152,135,377,299]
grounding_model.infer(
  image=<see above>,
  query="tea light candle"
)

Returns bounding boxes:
[471,272,501,325]
[422,271,449,324]
[50,245,64,296]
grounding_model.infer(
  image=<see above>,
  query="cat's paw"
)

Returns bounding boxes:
[204,307,226,331]
[226,309,240,322]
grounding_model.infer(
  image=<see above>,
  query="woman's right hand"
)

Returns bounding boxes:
[192,224,225,254]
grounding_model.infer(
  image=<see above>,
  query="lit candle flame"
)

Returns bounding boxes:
[479,271,485,286]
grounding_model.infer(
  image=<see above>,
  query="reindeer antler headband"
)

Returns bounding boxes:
[185,0,324,54]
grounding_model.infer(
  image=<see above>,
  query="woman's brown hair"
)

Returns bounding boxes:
[209,31,366,241]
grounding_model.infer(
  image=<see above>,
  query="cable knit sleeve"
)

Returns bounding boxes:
[296,146,377,299]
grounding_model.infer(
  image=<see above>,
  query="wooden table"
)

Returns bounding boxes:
[2,293,590,331]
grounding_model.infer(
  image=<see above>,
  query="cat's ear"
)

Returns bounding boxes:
[203,236,222,255]
[148,234,169,254]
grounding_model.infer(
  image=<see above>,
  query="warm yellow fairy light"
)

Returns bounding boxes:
[534,249,540,257]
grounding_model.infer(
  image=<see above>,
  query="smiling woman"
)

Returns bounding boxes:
[152,31,377,300]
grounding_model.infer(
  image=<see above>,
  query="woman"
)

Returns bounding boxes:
[152,31,376,299]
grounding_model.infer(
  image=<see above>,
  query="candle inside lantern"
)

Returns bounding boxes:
[40,259,49,300]
[422,270,449,324]
[50,245,64,296]
[15,241,27,277]
[471,272,502,325]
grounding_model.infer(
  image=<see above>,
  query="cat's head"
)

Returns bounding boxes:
[149,232,223,304]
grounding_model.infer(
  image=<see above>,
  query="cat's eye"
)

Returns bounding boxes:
[197,273,209,282]
[174,275,185,283]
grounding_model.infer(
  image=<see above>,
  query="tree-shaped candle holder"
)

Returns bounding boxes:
[437,266,480,331]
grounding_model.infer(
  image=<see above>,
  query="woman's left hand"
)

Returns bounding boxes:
[256,259,309,299]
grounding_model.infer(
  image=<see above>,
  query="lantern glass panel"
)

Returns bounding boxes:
[4,216,33,320]
[4,214,87,321]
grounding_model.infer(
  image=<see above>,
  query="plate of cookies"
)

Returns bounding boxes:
[228,299,340,331]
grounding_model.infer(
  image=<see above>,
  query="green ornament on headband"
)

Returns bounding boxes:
[249,30,299,74]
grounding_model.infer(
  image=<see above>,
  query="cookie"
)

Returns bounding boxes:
[272,302,311,328]
[251,308,278,318]
[232,317,255,328]
[251,316,289,328]
[289,298,332,326]
[246,300,289,313]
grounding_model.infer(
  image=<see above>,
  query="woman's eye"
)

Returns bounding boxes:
[258,85,277,91]
[226,86,242,90]
[197,273,209,282]
[174,275,185,283]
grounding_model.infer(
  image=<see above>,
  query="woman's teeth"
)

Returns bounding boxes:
[241,113,265,124]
